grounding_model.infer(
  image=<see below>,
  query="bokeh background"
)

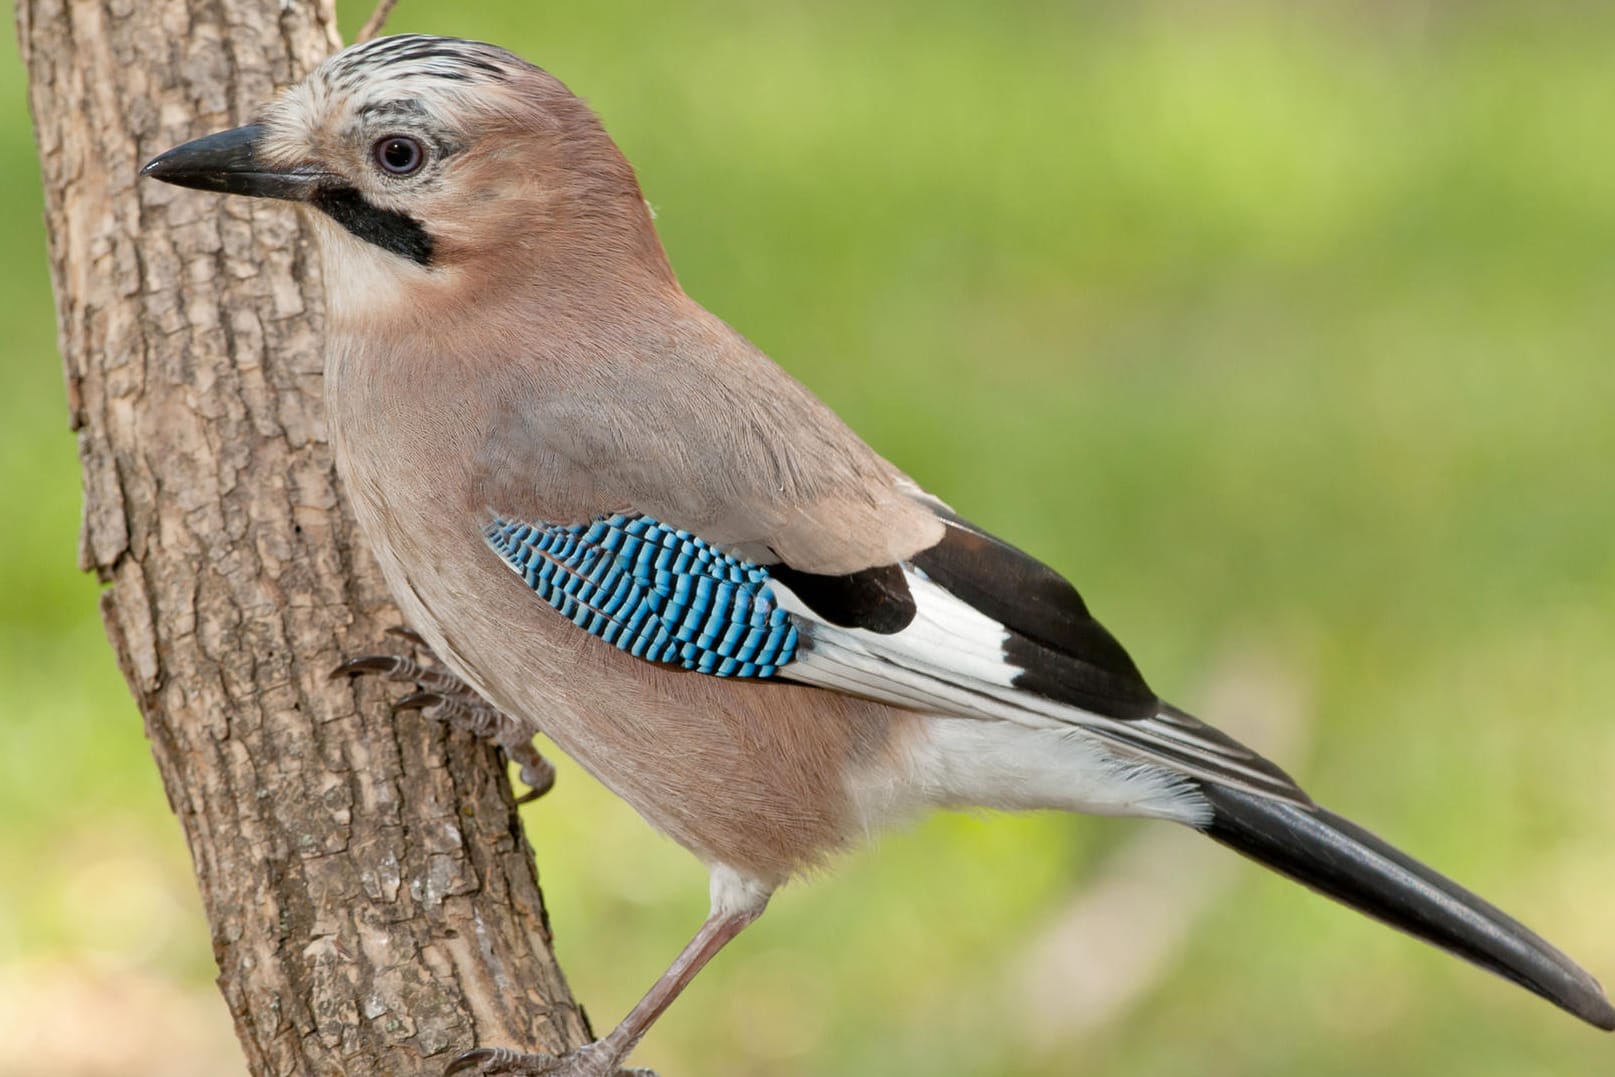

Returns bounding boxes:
[4,1,1613,1074]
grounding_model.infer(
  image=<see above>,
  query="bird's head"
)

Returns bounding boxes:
[143,35,671,321]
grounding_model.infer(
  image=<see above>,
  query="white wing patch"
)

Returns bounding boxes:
[771,565,1309,807]
[772,568,1014,684]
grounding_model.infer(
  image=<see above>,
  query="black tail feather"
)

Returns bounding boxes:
[1197,782,1615,1031]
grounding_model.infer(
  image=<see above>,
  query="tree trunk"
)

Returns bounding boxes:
[16,2,590,1073]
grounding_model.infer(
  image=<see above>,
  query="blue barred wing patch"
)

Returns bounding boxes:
[483,513,799,677]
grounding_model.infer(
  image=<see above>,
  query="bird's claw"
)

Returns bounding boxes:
[513,766,554,804]
[330,653,414,681]
[444,1045,651,1077]
[444,1047,502,1075]
[336,629,558,803]
[509,744,557,802]
[392,689,447,714]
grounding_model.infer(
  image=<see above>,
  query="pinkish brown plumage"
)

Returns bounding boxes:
[142,32,1614,1077]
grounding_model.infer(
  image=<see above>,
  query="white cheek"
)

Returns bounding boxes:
[311,215,425,321]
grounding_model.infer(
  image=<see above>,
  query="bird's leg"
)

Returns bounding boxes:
[332,630,556,802]
[447,873,769,1077]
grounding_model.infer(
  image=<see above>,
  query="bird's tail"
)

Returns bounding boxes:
[1194,781,1615,1031]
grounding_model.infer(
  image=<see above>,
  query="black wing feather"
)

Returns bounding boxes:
[770,512,1309,802]
[768,562,917,634]
[910,515,1160,721]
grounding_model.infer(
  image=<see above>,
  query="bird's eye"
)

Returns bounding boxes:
[373,135,424,176]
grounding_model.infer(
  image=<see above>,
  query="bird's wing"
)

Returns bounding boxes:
[481,505,1309,805]
[765,507,1307,804]
[483,313,1301,800]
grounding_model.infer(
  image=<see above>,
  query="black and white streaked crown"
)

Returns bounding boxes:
[322,34,518,90]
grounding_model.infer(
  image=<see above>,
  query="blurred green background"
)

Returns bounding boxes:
[4,1,1613,1074]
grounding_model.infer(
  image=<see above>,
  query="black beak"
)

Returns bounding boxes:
[141,124,325,201]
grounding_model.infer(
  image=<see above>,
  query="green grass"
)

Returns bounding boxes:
[4,2,1613,1073]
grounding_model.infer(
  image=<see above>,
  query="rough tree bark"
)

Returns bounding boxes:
[18,1,591,1073]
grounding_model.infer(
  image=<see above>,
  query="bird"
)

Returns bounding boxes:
[141,33,1614,1076]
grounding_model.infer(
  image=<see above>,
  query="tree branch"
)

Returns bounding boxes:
[357,0,402,44]
[16,1,587,1072]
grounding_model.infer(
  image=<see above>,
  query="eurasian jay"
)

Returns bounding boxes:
[141,34,1615,1077]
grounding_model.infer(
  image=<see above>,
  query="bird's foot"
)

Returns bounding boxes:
[333,628,556,802]
[445,1044,652,1077]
